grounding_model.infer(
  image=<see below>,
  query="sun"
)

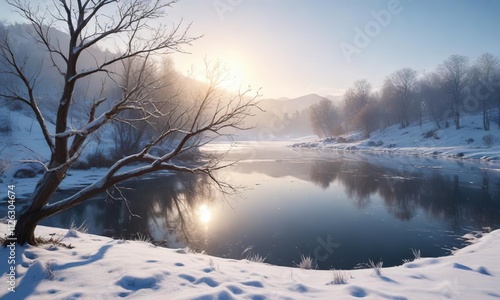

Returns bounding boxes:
[218,57,251,91]
[198,204,212,224]
[214,50,254,91]
[177,51,254,93]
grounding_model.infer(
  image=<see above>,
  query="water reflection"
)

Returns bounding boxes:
[43,173,214,250]
[307,159,500,228]
[39,154,500,269]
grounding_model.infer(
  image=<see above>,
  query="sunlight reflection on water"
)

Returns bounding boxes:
[34,142,500,269]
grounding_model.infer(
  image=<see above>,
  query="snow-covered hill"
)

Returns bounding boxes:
[291,114,500,162]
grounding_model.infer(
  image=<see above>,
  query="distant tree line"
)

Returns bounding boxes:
[309,53,500,138]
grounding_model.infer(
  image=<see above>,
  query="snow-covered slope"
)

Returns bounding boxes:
[0,109,115,196]
[291,114,500,162]
[0,223,498,299]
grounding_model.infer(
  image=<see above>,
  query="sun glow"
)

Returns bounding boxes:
[220,55,253,90]
[198,204,212,224]
[183,52,254,93]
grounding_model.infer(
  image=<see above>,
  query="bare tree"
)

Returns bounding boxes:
[439,55,470,129]
[384,68,418,128]
[308,98,338,138]
[344,79,371,116]
[418,72,448,129]
[470,53,499,131]
[343,79,372,132]
[1,0,259,245]
[495,71,500,129]
[355,100,381,137]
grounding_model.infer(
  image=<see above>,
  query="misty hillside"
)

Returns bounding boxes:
[258,94,342,113]
[0,22,336,142]
[0,22,123,122]
[239,94,342,140]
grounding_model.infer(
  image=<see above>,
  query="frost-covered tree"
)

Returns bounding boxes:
[384,68,418,128]
[343,79,373,132]
[470,53,499,131]
[418,72,448,128]
[439,55,470,129]
[308,98,338,138]
[1,0,259,245]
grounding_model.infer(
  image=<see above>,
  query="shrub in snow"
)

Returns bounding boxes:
[411,248,421,260]
[14,169,37,178]
[71,160,92,170]
[0,113,12,134]
[69,220,89,234]
[298,255,316,269]
[422,129,436,139]
[403,249,422,263]
[45,261,55,280]
[367,140,384,147]
[84,148,115,168]
[483,135,494,147]
[132,232,152,243]
[246,254,267,263]
[0,123,12,134]
[368,259,383,276]
[241,246,267,263]
[329,270,349,285]
[209,258,219,271]
[482,227,492,233]
[12,163,45,178]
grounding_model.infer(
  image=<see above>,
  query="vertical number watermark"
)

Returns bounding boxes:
[6,184,17,293]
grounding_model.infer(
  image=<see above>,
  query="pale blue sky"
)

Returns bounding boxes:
[1,0,499,99]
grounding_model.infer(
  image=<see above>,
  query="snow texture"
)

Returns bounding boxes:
[0,223,499,299]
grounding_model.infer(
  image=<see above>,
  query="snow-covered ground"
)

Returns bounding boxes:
[291,114,500,162]
[0,223,498,299]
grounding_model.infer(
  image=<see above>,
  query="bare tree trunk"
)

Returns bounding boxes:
[12,210,51,245]
[498,98,500,129]
[435,120,441,129]
[8,167,68,245]
[483,100,490,131]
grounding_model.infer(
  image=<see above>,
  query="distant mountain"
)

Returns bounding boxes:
[237,93,342,140]
[258,93,325,113]
[325,95,343,103]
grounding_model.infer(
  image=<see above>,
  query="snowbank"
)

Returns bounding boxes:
[291,114,500,162]
[1,223,498,299]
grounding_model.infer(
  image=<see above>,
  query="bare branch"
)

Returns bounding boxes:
[0,32,55,154]
[4,0,260,246]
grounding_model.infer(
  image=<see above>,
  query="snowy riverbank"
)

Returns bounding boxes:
[291,114,500,162]
[1,223,499,299]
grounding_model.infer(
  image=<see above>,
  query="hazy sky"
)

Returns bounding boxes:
[1,0,499,99]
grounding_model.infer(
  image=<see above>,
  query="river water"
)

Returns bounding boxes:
[38,142,500,269]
